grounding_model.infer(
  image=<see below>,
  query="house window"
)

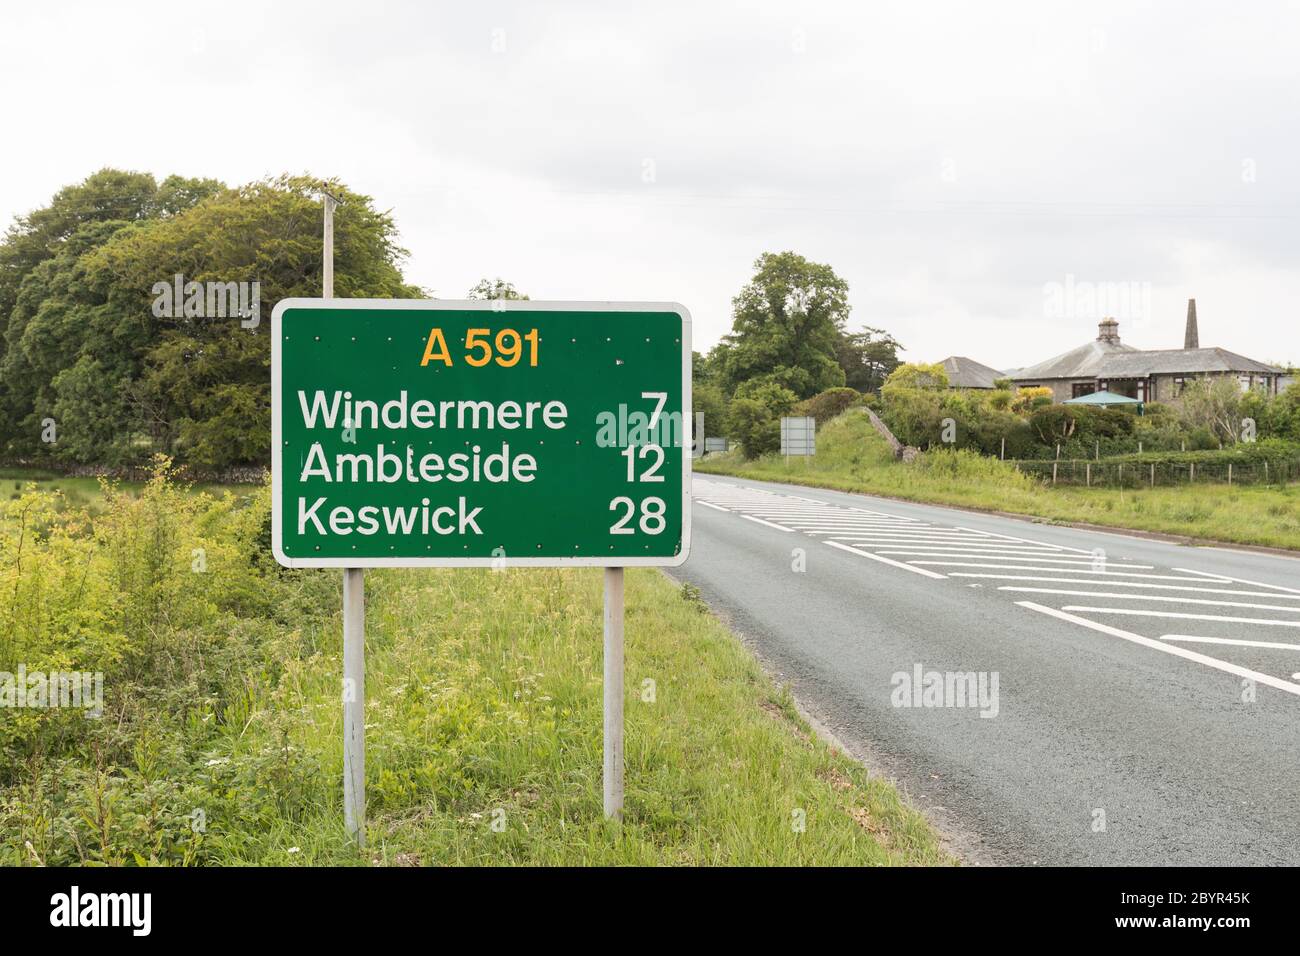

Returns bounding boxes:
[1173,377,1185,396]
[1072,383,1096,398]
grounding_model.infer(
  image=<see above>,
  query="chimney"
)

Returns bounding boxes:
[1097,317,1120,345]
[1184,298,1199,349]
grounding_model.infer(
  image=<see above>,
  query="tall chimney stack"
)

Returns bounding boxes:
[1184,298,1199,349]
[1097,317,1120,345]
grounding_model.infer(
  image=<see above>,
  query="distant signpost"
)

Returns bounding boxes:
[781,416,816,461]
[271,297,692,837]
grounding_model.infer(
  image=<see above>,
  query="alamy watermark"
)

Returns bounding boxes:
[151,273,260,329]
[891,663,999,718]
[1043,273,1151,325]
[1,665,103,717]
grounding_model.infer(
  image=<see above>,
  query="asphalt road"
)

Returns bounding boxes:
[676,474,1300,865]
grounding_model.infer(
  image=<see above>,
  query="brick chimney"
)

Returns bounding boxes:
[1184,298,1199,349]
[1097,317,1120,345]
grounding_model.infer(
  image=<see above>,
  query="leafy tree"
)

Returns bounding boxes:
[692,382,728,440]
[714,251,849,399]
[837,327,902,393]
[692,350,721,388]
[467,278,528,300]
[727,381,797,459]
[1174,377,1245,444]
[0,168,160,347]
[0,171,420,468]
[883,362,949,391]
[733,379,798,414]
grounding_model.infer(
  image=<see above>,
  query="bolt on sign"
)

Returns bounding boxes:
[271,299,692,567]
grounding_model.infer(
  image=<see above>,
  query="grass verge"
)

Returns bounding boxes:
[697,412,1300,552]
[1,472,946,866]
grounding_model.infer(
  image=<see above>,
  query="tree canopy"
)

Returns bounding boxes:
[0,169,420,469]
[711,251,850,399]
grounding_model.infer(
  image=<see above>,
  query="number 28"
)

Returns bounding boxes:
[609,497,666,535]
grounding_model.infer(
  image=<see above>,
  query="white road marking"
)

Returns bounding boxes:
[771,522,931,531]
[848,508,921,520]
[948,573,1249,591]
[885,553,1153,568]
[1173,568,1300,596]
[916,564,1221,581]
[696,500,730,513]
[824,541,948,578]
[739,514,796,533]
[835,532,1011,543]
[955,527,1094,555]
[872,546,1079,556]
[998,587,1300,613]
[1061,606,1300,628]
[1161,634,1300,652]
[1016,602,1300,698]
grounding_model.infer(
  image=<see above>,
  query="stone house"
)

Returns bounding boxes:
[1010,300,1283,403]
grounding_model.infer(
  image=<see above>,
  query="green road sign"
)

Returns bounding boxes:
[272,299,692,568]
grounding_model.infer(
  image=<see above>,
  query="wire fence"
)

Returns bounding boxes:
[1012,457,1300,488]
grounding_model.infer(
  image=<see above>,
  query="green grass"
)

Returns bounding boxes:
[1,474,947,866]
[697,412,1300,551]
[241,568,946,865]
[0,466,259,513]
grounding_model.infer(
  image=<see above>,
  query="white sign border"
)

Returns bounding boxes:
[271,298,693,569]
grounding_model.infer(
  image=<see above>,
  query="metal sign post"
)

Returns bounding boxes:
[321,190,367,849]
[270,298,691,836]
[603,567,625,818]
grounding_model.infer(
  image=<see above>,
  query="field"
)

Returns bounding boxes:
[0,467,946,866]
[697,412,1300,552]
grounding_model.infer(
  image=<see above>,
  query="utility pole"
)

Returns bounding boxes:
[322,188,365,848]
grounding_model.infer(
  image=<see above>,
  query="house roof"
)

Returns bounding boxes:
[1097,348,1282,378]
[1010,339,1136,381]
[940,355,1004,389]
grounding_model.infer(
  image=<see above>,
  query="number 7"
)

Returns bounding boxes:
[641,392,667,429]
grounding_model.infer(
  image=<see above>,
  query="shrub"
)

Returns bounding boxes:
[986,389,1013,411]
[1010,386,1053,415]
[733,379,799,416]
[879,386,946,448]
[1029,405,1134,447]
[0,459,337,864]
[794,387,862,425]
[693,383,728,442]
[883,363,949,390]
[726,398,781,459]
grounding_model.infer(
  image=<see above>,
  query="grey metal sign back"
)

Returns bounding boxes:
[780,416,816,456]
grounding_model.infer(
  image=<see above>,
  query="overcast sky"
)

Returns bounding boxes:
[3,1,1298,368]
